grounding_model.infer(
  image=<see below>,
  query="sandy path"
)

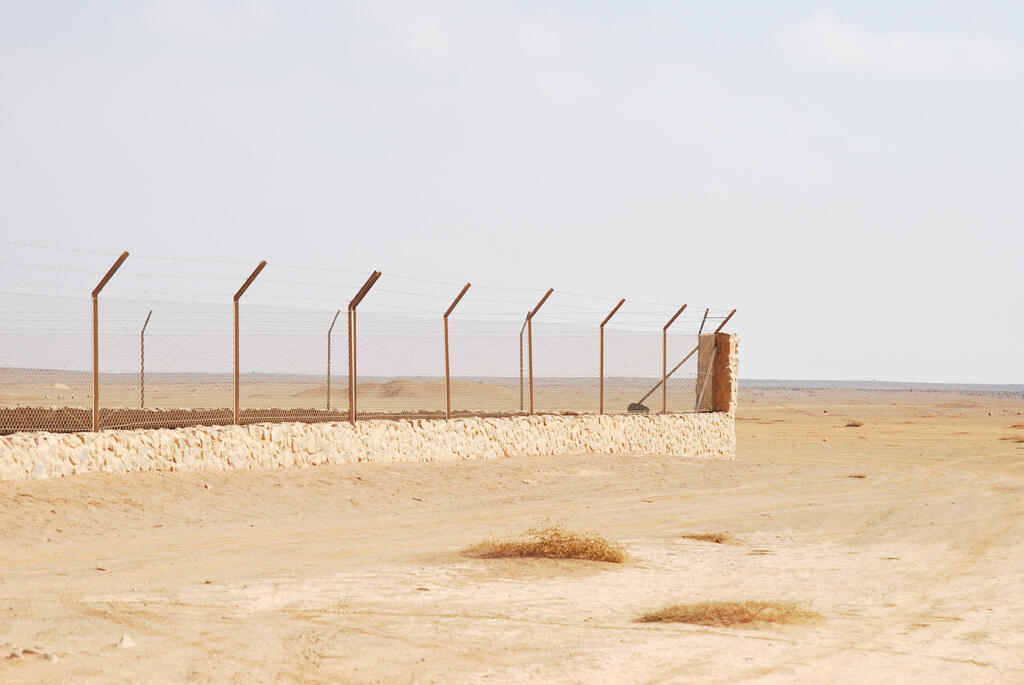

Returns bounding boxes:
[2,389,1023,683]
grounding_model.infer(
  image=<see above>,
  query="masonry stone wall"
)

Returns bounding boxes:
[712,333,739,414]
[696,332,739,414]
[0,413,735,481]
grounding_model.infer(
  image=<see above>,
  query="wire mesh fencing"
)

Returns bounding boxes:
[2,293,732,434]
[0,245,735,435]
[94,297,235,430]
[239,302,349,424]
[0,292,93,433]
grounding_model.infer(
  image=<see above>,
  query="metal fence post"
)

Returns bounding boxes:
[348,271,382,424]
[599,299,625,414]
[233,261,267,425]
[519,312,528,412]
[661,305,687,414]
[327,310,340,412]
[140,310,152,409]
[91,251,129,432]
[443,283,471,420]
[525,288,553,415]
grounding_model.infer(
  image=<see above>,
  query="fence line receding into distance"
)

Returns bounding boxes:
[0,247,736,434]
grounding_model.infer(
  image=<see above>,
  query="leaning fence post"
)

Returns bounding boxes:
[526,288,554,415]
[599,299,625,414]
[693,308,710,412]
[348,271,382,424]
[327,310,340,412]
[140,310,152,409]
[661,305,687,414]
[443,283,471,419]
[233,261,267,425]
[91,251,129,432]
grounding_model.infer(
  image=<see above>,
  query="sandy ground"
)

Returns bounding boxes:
[2,388,1023,683]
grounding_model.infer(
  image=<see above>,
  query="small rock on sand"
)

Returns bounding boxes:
[43,652,58,662]
[116,634,136,649]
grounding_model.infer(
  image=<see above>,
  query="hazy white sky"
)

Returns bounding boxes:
[1,1,1022,383]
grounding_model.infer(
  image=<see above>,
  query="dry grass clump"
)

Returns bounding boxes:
[845,420,864,427]
[467,527,625,563]
[680,532,732,544]
[639,601,820,627]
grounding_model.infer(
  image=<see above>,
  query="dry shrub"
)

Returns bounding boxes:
[680,532,732,544]
[468,527,625,563]
[845,420,864,427]
[639,601,820,627]
[999,436,1024,443]
[1010,424,1024,429]
[847,474,867,479]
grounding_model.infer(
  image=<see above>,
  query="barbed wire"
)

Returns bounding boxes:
[0,241,735,314]
[0,240,120,257]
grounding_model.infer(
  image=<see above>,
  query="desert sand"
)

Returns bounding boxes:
[2,387,1023,683]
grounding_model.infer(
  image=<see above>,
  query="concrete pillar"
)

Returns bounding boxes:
[696,332,739,414]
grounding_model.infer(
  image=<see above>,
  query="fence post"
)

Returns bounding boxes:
[140,310,152,409]
[599,299,625,415]
[443,283,471,420]
[348,271,382,424]
[526,288,554,415]
[233,261,267,425]
[519,312,528,412]
[92,251,129,432]
[327,310,340,412]
[661,305,687,414]
[693,308,710,411]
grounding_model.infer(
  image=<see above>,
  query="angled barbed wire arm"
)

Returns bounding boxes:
[327,310,341,412]
[92,251,129,431]
[599,298,626,415]
[140,310,152,409]
[443,283,471,419]
[519,312,529,413]
[525,288,554,415]
[692,308,711,412]
[233,260,267,425]
[661,304,687,414]
[347,270,382,423]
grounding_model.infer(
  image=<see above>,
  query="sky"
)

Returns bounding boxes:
[1,1,1022,383]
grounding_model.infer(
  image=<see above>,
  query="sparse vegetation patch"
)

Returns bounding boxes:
[639,601,821,627]
[467,527,625,563]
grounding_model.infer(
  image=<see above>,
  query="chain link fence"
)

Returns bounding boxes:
[0,248,734,434]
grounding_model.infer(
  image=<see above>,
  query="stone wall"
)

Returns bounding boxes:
[697,332,740,414]
[712,333,740,414]
[0,413,735,481]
